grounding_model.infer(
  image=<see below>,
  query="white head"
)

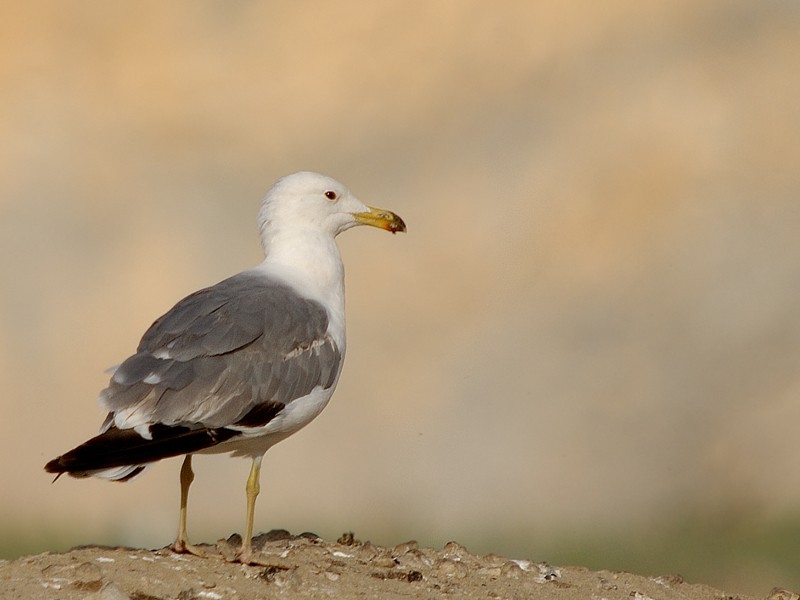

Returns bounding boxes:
[258,172,405,254]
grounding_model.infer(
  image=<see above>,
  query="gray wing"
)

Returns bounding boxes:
[100,271,342,430]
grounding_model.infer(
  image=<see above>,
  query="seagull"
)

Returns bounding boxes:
[45,171,406,564]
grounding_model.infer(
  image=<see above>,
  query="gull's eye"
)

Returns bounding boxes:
[324,190,337,201]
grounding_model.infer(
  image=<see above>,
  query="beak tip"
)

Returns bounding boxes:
[389,215,407,234]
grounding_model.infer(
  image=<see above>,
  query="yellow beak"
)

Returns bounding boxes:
[353,206,407,234]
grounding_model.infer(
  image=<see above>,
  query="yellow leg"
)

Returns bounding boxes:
[235,455,263,564]
[171,454,206,557]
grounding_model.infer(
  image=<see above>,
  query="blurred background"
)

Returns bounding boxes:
[1,1,799,595]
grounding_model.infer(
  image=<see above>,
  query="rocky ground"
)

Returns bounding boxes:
[1,530,793,600]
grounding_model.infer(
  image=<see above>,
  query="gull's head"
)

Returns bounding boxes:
[258,172,406,252]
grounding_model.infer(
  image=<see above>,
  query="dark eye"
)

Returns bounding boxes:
[324,190,337,201]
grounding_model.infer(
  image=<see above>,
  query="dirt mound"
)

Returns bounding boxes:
[0,530,776,599]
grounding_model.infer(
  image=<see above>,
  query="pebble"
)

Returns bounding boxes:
[442,541,471,562]
[357,542,381,561]
[535,563,561,582]
[500,561,523,579]
[337,532,356,545]
[481,553,507,568]
[768,589,800,600]
[41,561,103,588]
[373,554,397,569]
[435,558,469,578]
[391,540,418,556]
[397,549,433,571]
[257,529,293,543]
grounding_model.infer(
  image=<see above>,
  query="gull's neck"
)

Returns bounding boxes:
[257,228,347,347]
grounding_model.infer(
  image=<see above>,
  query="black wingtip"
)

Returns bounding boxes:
[44,457,65,475]
[43,424,240,479]
[45,456,85,481]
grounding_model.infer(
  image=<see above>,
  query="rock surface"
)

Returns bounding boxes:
[0,530,768,600]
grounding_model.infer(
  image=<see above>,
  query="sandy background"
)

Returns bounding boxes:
[1,1,799,596]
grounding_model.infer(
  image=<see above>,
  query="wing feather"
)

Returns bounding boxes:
[100,271,342,433]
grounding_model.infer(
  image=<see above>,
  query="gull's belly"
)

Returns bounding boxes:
[201,385,337,458]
